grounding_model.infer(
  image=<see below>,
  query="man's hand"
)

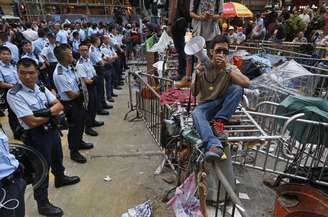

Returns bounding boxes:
[196,63,206,74]
[205,13,213,21]
[214,55,227,69]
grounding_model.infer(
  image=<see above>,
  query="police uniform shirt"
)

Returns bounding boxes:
[0,61,19,85]
[72,39,80,54]
[40,43,58,63]
[76,57,96,79]
[0,130,19,180]
[22,52,44,65]
[108,33,119,46]
[32,37,48,56]
[53,63,80,101]
[6,82,57,130]
[89,45,103,66]
[78,29,86,42]
[56,30,69,44]
[3,41,19,64]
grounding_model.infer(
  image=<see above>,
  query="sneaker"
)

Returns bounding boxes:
[211,120,228,142]
[205,145,227,161]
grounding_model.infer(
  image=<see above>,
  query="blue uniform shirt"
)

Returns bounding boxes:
[72,39,80,54]
[53,63,80,101]
[32,37,48,56]
[4,41,19,64]
[73,29,86,42]
[89,45,103,66]
[40,42,58,63]
[0,130,19,180]
[6,82,57,130]
[76,57,96,79]
[56,30,69,44]
[22,52,44,65]
[0,61,19,84]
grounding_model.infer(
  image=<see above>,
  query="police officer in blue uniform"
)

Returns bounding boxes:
[53,44,94,164]
[32,28,48,56]
[76,42,104,136]
[0,46,22,139]
[89,36,112,115]
[7,58,80,216]
[0,32,19,64]
[0,127,26,217]
[40,32,58,90]
[100,35,119,103]
[21,40,50,88]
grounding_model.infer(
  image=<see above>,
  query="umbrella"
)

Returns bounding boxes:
[223,2,253,17]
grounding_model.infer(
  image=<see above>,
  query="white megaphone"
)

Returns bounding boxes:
[184,36,212,69]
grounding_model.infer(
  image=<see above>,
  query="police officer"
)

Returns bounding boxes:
[0,126,26,217]
[72,31,81,60]
[21,40,50,88]
[0,46,22,139]
[0,32,19,64]
[32,28,48,56]
[77,42,104,136]
[89,36,112,115]
[100,35,118,103]
[40,32,58,90]
[7,58,80,216]
[53,44,93,163]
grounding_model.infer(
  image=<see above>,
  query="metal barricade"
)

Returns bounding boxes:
[235,107,328,188]
[126,70,250,217]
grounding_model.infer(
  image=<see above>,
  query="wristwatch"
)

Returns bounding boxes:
[225,65,234,74]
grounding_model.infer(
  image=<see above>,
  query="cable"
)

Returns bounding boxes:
[0,188,19,210]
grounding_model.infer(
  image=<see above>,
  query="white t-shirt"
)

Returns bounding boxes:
[299,14,311,26]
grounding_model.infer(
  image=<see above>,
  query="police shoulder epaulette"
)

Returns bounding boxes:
[44,43,49,47]
[57,65,64,75]
[9,83,22,95]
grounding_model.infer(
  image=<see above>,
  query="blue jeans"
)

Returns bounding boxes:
[192,85,244,150]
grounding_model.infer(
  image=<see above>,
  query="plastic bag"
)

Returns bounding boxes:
[167,173,204,217]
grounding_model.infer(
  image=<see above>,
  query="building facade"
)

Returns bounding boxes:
[19,0,132,22]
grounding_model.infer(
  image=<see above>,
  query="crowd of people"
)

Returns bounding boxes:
[1,1,328,217]
[0,20,144,217]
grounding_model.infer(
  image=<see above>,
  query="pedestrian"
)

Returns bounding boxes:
[77,42,104,136]
[0,126,26,217]
[100,35,118,104]
[40,32,58,90]
[21,40,50,88]
[0,32,19,64]
[53,44,94,163]
[191,35,250,160]
[0,46,21,139]
[7,58,80,216]
[89,36,112,115]
[190,0,221,46]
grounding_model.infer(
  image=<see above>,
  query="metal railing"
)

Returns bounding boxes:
[125,69,249,217]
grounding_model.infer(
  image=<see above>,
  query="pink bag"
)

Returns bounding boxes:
[167,173,204,217]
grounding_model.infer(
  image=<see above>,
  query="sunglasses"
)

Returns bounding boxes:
[214,48,229,55]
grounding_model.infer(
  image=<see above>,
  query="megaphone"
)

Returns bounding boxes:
[184,36,212,69]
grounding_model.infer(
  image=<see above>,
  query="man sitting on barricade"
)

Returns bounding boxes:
[191,35,250,160]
